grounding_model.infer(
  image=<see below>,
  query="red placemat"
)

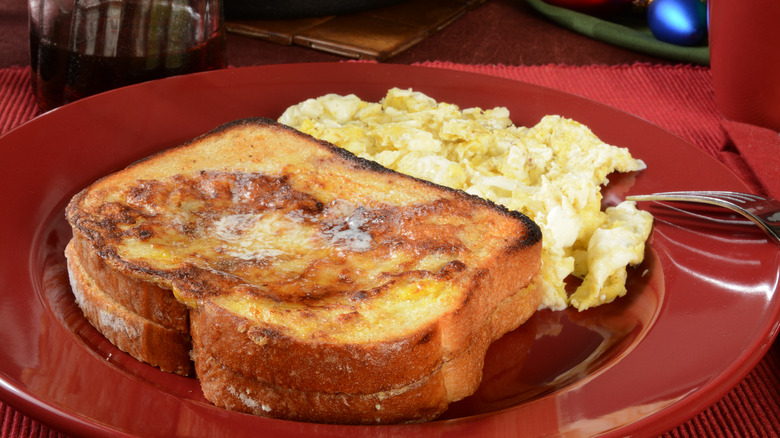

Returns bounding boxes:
[0,67,38,135]
[1,64,778,438]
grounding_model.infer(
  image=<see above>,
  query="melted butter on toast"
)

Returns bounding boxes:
[88,169,503,342]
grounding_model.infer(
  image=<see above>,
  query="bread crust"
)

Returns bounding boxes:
[64,118,543,423]
[70,236,190,332]
[195,353,448,424]
[439,280,540,402]
[65,240,194,376]
[190,279,540,423]
[190,300,443,394]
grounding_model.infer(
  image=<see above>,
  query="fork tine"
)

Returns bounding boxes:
[626,190,780,245]
[690,191,766,203]
[631,190,763,202]
[627,191,765,204]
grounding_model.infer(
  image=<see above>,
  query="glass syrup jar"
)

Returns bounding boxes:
[29,0,227,112]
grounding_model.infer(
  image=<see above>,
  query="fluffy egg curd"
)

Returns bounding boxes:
[279,88,653,311]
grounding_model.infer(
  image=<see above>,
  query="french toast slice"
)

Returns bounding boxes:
[193,279,539,424]
[65,118,542,423]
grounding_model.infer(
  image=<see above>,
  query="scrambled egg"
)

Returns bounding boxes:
[279,88,653,311]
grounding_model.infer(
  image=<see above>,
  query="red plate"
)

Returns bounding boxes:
[0,63,777,437]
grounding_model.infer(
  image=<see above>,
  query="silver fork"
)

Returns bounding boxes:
[626,191,780,245]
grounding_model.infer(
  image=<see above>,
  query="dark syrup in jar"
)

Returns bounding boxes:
[30,29,226,112]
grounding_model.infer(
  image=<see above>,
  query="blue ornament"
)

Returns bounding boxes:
[647,0,708,46]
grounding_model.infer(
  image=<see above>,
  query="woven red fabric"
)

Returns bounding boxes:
[1,64,778,438]
[0,66,38,135]
[0,402,64,438]
[721,120,780,200]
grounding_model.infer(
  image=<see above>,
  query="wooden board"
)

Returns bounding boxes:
[226,0,487,61]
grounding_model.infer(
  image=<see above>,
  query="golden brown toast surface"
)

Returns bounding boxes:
[65,118,542,423]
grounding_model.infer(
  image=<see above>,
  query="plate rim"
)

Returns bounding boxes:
[1,62,777,438]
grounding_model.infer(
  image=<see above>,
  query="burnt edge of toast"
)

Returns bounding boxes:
[219,118,542,249]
